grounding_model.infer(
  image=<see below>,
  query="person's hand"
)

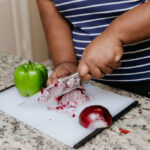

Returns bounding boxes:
[46,62,77,86]
[78,31,123,81]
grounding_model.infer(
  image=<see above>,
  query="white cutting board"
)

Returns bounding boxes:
[0,72,136,148]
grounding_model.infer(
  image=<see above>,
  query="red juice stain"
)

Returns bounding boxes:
[47,107,51,110]
[119,128,131,134]
[38,98,40,102]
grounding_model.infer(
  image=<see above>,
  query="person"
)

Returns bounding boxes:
[37,0,150,97]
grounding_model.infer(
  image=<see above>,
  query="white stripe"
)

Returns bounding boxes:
[72,16,118,24]
[60,0,140,13]
[119,62,150,69]
[121,55,150,62]
[99,77,150,82]
[124,47,150,54]
[73,31,100,36]
[82,24,109,30]
[55,0,86,7]
[76,53,82,57]
[65,5,139,18]
[75,46,84,50]
[106,70,150,76]
[124,38,150,46]
[73,39,91,43]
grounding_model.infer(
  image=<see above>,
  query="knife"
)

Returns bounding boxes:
[42,72,81,101]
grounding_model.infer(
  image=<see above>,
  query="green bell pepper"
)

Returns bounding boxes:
[14,61,48,97]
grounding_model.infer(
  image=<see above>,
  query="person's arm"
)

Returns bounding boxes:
[36,0,77,67]
[78,1,150,80]
[106,0,150,44]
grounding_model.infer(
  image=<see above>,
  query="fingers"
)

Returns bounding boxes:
[78,59,105,80]
[46,69,72,87]
[84,74,92,81]
[78,58,121,80]
[46,63,77,87]
[107,61,121,70]
[87,63,104,79]
[99,66,112,74]
[78,60,89,76]
[46,72,57,87]
[56,69,70,78]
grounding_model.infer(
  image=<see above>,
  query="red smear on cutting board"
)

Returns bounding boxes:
[119,128,131,134]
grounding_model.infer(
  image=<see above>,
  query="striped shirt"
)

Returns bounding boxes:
[53,0,150,83]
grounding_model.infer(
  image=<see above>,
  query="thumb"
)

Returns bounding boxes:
[78,60,89,78]
[114,54,122,63]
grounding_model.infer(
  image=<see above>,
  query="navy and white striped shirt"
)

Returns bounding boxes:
[53,0,150,83]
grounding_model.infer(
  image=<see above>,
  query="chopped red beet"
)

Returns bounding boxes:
[54,83,58,87]
[63,105,66,107]
[39,86,91,117]
[119,128,131,134]
[72,114,76,118]
[41,88,44,94]
[56,106,60,110]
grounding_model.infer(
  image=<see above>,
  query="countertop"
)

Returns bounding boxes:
[0,53,150,150]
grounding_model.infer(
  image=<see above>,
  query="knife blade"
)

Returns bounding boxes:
[43,72,81,100]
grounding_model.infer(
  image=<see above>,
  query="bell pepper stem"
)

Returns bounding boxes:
[28,61,33,70]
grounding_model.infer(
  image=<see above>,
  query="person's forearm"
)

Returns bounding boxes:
[105,1,150,44]
[36,0,77,67]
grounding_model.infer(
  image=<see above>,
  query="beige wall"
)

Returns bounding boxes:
[0,0,50,63]
[0,0,16,54]
[28,0,50,63]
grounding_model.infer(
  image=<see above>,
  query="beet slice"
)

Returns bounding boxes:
[79,105,112,129]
